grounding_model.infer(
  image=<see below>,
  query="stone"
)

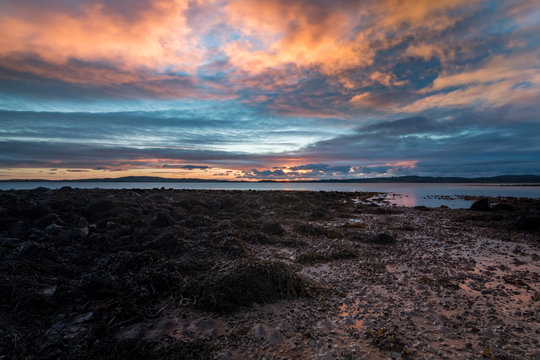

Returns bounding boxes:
[470,198,491,211]
[262,220,284,235]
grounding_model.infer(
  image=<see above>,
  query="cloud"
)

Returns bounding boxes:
[297,110,540,176]
[179,165,210,170]
[0,1,539,179]
[289,163,351,173]
[0,0,205,73]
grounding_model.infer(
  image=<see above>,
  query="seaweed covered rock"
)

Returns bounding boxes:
[514,214,540,231]
[197,258,316,312]
[262,220,284,235]
[470,198,491,211]
[371,233,396,244]
[350,232,396,244]
[297,244,357,264]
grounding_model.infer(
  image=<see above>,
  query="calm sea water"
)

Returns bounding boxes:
[1,182,539,208]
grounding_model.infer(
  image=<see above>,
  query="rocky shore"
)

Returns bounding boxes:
[0,188,539,359]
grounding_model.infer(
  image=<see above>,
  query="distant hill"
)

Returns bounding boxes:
[2,175,540,183]
[0,176,224,183]
[313,175,540,183]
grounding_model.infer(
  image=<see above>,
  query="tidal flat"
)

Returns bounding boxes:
[0,188,539,359]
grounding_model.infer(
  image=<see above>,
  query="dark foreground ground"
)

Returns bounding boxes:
[0,188,539,359]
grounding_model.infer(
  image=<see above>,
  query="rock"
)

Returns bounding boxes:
[266,329,285,345]
[514,215,540,231]
[371,233,396,244]
[73,312,94,324]
[151,212,174,228]
[79,226,89,237]
[319,351,335,360]
[44,223,63,235]
[310,210,325,220]
[262,220,284,235]
[0,236,19,248]
[251,323,269,339]
[492,203,514,211]
[250,324,284,345]
[10,221,25,237]
[215,352,232,360]
[105,221,117,232]
[148,233,183,254]
[86,199,114,214]
[15,241,57,261]
[316,319,335,331]
[57,227,88,241]
[35,213,63,229]
[470,198,491,211]
[78,217,88,228]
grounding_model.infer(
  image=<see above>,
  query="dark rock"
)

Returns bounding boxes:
[9,221,26,237]
[14,241,57,261]
[309,210,325,220]
[86,199,115,215]
[492,203,514,211]
[18,201,49,219]
[73,273,123,300]
[57,227,87,241]
[471,198,491,211]
[103,250,159,273]
[78,217,88,228]
[262,220,284,235]
[151,212,174,228]
[218,238,247,257]
[105,221,117,232]
[294,223,327,237]
[148,233,184,255]
[35,213,63,229]
[361,233,397,244]
[0,237,19,248]
[515,215,540,231]
[44,223,63,236]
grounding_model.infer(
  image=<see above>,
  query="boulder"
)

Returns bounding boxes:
[262,220,284,235]
[470,198,491,211]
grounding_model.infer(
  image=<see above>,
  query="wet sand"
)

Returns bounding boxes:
[0,188,538,359]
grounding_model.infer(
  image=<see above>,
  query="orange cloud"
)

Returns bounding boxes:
[0,1,207,75]
[219,0,483,93]
[223,0,374,76]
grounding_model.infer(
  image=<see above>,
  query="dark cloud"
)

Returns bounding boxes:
[179,165,210,170]
[298,108,540,176]
[289,163,351,173]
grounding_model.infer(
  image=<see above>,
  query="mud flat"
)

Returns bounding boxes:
[0,188,539,359]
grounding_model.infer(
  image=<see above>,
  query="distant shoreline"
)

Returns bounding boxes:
[1,175,540,184]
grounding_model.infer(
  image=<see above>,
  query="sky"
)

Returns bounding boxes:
[0,0,539,180]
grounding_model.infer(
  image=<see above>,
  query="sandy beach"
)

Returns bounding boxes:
[1,188,538,359]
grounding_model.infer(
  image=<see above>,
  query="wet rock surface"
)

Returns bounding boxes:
[0,188,539,359]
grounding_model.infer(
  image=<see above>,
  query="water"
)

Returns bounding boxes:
[1,181,538,208]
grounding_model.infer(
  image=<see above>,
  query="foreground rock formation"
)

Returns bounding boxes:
[0,188,538,359]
